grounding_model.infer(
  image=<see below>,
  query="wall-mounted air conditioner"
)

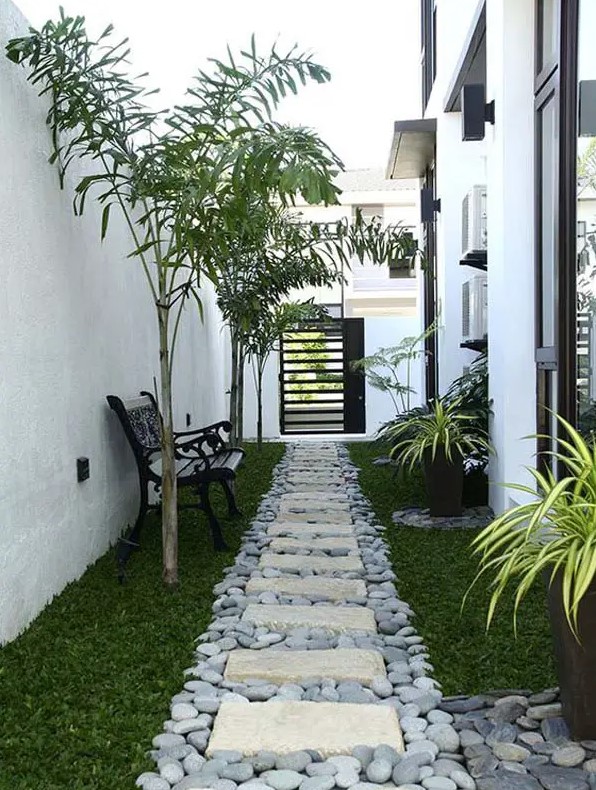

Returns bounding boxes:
[462,274,488,342]
[462,185,487,258]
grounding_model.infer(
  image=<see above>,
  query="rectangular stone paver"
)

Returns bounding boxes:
[225,648,386,684]
[268,521,355,536]
[269,537,359,552]
[280,492,350,502]
[281,510,353,524]
[242,604,376,633]
[259,553,363,573]
[246,575,366,601]
[279,500,351,512]
[207,700,403,757]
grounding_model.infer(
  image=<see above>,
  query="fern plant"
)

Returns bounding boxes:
[467,414,596,638]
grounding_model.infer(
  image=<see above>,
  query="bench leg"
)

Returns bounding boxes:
[199,483,228,551]
[117,478,148,583]
[221,479,242,518]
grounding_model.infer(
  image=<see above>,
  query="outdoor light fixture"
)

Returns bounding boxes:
[420,188,441,222]
[461,83,495,141]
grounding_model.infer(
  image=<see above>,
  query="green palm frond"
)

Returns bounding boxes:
[466,413,596,639]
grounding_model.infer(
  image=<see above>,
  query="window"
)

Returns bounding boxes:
[421,0,437,109]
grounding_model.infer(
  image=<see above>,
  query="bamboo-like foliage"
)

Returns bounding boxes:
[466,414,596,639]
[6,10,358,584]
[388,398,493,470]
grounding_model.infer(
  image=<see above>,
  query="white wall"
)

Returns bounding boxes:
[243,351,281,441]
[434,115,487,394]
[0,0,227,643]
[364,316,425,436]
[485,0,536,512]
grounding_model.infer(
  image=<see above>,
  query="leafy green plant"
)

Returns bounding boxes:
[388,398,492,470]
[467,413,596,638]
[6,12,351,584]
[352,321,438,415]
[443,352,490,469]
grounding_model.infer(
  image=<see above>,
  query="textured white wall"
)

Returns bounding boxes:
[485,0,536,512]
[364,316,425,436]
[0,0,227,643]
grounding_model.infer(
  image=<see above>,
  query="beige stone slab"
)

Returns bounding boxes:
[242,604,375,632]
[246,575,367,601]
[281,510,353,524]
[225,648,386,684]
[268,522,355,536]
[279,503,351,514]
[269,537,359,553]
[280,492,349,502]
[207,700,403,757]
[259,553,363,573]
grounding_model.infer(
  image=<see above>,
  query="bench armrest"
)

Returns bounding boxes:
[174,421,232,456]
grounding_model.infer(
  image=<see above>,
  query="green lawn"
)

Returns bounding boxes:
[0,442,285,790]
[348,442,557,697]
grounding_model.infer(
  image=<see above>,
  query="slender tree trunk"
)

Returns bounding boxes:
[157,299,178,587]
[230,329,239,445]
[257,363,264,450]
[237,338,245,444]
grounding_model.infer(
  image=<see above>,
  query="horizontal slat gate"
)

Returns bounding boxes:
[280,321,345,434]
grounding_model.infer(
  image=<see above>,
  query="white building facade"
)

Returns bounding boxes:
[388,0,596,513]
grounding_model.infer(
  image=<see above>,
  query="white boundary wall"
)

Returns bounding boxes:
[0,0,227,643]
[242,316,424,440]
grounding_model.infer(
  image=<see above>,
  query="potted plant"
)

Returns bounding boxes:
[467,414,596,738]
[388,398,492,516]
[388,231,417,278]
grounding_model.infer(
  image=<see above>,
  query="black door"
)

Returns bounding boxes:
[279,318,366,435]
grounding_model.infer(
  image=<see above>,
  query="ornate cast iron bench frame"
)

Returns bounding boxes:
[107,391,245,581]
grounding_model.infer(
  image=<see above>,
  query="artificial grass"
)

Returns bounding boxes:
[0,442,284,790]
[348,441,557,697]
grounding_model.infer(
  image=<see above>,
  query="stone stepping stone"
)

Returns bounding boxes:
[280,510,353,524]
[242,603,376,633]
[280,492,349,502]
[279,502,351,514]
[225,648,386,685]
[259,553,363,573]
[246,575,366,601]
[206,700,403,757]
[269,537,359,553]
[268,522,356,537]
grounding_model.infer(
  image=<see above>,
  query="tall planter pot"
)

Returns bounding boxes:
[547,572,596,739]
[423,447,464,517]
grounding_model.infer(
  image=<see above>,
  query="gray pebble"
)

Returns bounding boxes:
[366,759,393,784]
[275,752,312,772]
[221,764,255,783]
[300,778,335,790]
[261,771,304,790]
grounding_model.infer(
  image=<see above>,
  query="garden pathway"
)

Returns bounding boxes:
[137,444,472,790]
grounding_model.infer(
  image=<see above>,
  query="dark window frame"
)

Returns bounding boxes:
[534,0,579,464]
[422,163,438,401]
[421,0,437,109]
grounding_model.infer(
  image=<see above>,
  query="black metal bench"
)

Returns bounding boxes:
[106,391,245,580]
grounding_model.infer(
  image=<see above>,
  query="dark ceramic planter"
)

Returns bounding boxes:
[547,571,596,739]
[423,446,464,517]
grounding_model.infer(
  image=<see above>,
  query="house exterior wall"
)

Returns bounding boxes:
[0,0,227,643]
[408,0,538,512]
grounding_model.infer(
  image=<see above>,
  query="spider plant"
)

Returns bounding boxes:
[388,398,492,470]
[467,413,596,638]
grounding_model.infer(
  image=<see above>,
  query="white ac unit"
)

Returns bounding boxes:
[462,274,488,342]
[462,185,487,257]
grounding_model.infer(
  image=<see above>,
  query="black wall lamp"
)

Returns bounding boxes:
[420,188,441,223]
[461,83,495,141]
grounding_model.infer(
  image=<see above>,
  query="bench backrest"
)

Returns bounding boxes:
[107,392,161,461]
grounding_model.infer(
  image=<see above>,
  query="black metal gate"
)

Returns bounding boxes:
[279,318,366,435]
